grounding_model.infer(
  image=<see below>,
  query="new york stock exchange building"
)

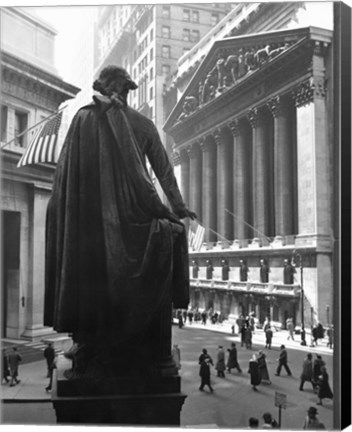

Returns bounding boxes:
[164,25,337,332]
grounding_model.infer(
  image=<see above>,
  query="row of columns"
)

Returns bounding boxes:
[178,94,296,243]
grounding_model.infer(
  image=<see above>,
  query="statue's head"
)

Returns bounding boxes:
[93,65,138,97]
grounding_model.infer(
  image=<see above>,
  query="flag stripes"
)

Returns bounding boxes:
[188,220,205,251]
[17,111,63,168]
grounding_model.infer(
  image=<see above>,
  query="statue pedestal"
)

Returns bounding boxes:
[51,356,187,426]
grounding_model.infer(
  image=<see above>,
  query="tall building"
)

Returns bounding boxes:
[0,7,80,340]
[164,2,336,331]
[94,4,234,155]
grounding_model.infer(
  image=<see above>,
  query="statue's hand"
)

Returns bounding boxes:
[177,208,197,220]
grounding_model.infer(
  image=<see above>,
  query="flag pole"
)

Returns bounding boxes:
[0,105,67,150]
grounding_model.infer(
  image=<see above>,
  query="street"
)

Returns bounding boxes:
[1,323,333,429]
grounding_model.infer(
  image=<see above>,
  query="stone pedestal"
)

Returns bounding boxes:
[51,357,187,426]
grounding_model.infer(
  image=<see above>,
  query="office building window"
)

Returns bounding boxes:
[14,110,28,147]
[191,10,199,23]
[182,28,190,42]
[183,9,190,21]
[150,48,154,61]
[191,29,200,43]
[162,45,171,58]
[162,6,170,19]
[162,26,170,39]
[1,105,8,143]
[150,67,154,80]
[149,87,153,100]
[162,64,171,76]
[211,13,220,26]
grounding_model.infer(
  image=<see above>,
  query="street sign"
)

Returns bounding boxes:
[275,392,287,409]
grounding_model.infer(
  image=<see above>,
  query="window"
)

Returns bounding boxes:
[162,26,170,39]
[150,67,154,80]
[191,10,199,23]
[133,68,137,79]
[162,45,171,58]
[150,48,154,62]
[150,28,154,41]
[191,29,200,43]
[14,110,28,147]
[149,86,153,100]
[162,6,170,19]
[1,105,8,143]
[183,9,190,21]
[162,64,171,76]
[211,13,220,26]
[182,28,190,42]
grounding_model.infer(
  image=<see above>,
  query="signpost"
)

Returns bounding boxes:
[275,392,287,428]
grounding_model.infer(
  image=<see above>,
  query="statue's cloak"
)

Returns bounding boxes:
[44,96,189,344]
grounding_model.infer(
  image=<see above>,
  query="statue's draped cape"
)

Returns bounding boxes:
[44,96,189,344]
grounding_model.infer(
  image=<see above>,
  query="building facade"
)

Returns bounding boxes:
[164,4,336,330]
[1,7,80,340]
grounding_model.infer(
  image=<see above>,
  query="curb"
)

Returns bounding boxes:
[1,398,51,403]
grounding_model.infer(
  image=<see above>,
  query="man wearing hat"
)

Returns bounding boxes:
[275,344,292,376]
[302,406,326,429]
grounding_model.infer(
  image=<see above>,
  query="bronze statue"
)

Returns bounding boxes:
[283,259,296,285]
[221,259,230,281]
[239,259,249,282]
[259,259,269,283]
[44,65,196,379]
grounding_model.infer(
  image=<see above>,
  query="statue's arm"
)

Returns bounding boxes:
[146,123,197,220]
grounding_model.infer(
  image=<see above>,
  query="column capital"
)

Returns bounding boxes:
[229,119,240,137]
[200,139,215,153]
[212,128,222,145]
[186,142,201,158]
[247,108,266,128]
[291,77,326,108]
[267,95,290,117]
[179,148,189,162]
[172,149,181,166]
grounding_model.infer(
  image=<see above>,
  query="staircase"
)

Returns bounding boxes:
[2,340,64,365]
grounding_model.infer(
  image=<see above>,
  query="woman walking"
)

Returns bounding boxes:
[316,366,333,405]
[257,351,271,384]
[248,354,260,391]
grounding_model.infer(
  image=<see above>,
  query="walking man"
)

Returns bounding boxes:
[227,342,242,373]
[8,347,22,387]
[302,406,326,429]
[198,349,214,392]
[44,342,56,378]
[215,346,226,377]
[299,353,314,391]
[275,344,292,376]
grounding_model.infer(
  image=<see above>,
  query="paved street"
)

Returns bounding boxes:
[1,323,333,429]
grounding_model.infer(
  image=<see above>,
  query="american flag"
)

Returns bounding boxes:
[188,220,205,252]
[17,111,63,168]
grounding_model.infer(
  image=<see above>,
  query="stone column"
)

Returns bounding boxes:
[267,96,294,238]
[247,108,271,239]
[214,128,233,243]
[230,119,252,240]
[187,142,202,221]
[179,149,190,208]
[201,138,217,243]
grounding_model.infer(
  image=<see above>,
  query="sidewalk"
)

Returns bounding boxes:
[1,359,51,402]
[1,323,333,402]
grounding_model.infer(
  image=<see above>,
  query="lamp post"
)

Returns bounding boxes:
[292,250,306,346]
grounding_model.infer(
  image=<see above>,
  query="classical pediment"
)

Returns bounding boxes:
[164,26,332,139]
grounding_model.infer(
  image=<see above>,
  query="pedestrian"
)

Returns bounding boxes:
[236,313,245,334]
[312,355,325,391]
[286,317,295,340]
[172,344,181,370]
[299,353,314,391]
[248,417,259,428]
[275,344,292,376]
[45,352,57,392]
[257,350,271,384]
[265,325,273,349]
[178,312,184,329]
[302,406,326,429]
[263,318,271,332]
[199,349,214,392]
[245,325,253,349]
[182,310,187,325]
[240,324,246,347]
[248,354,260,391]
[201,310,207,325]
[8,347,22,387]
[326,325,334,349]
[262,412,279,428]
[227,342,242,373]
[44,342,56,378]
[215,346,226,377]
[2,349,10,384]
[316,366,333,405]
